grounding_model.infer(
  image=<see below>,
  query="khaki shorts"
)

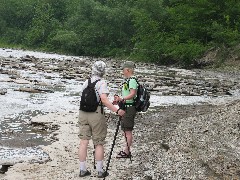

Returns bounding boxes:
[121,106,137,131]
[78,106,107,145]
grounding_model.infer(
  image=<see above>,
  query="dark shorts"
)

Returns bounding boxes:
[121,106,137,131]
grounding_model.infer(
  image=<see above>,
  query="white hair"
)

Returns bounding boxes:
[92,61,106,77]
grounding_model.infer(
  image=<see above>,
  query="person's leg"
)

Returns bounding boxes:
[95,144,104,172]
[95,144,104,160]
[78,139,89,171]
[117,106,136,157]
[78,110,91,176]
[123,130,133,154]
[90,107,108,177]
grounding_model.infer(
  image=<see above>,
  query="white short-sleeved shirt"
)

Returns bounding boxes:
[80,75,109,102]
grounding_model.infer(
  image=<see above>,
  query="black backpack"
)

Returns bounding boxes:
[80,79,100,112]
[127,77,150,112]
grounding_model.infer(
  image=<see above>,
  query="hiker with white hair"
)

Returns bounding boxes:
[78,61,125,178]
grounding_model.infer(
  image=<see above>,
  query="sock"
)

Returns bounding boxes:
[96,160,103,172]
[80,161,86,171]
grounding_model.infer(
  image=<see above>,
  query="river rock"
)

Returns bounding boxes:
[36,82,48,86]
[0,78,13,82]
[0,69,9,74]
[16,88,42,93]
[0,89,7,95]
[0,147,50,166]
[20,55,37,62]
[152,86,166,91]
[0,165,11,174]
[14,79,31,84]
[44,75,52,79]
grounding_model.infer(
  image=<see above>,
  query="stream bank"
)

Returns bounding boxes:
[0,48,240,179]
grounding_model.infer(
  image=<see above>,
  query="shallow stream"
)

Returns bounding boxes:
[0,48,239,168]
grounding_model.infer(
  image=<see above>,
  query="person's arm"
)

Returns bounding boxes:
[100,93,125,116]
[116,78,137,101]
[116,89,136,101]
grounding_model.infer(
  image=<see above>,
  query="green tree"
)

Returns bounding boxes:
[25,1,61,46]
[65,0,134,56]
[1,0,240,66]
[0,0,35,43]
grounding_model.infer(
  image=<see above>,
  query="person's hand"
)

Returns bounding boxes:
[117,109,125,116]
[112,100,118,105]
[114,95,125,102]
[114,95,121,102]
[113,94,119,105]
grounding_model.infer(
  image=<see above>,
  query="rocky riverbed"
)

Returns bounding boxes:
[0,48,240,179]
[1,102,240,180]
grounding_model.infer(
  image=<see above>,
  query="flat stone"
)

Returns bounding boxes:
[0,147,50,166]
[0,78,13,82]
[14,79,31,84]
[17,88,42,93]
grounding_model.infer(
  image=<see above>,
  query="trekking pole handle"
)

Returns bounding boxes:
[116,108,120,115]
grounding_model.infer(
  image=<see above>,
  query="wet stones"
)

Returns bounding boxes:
[16,88,42,93]
[0,165,12,174]
[1,51,239,98]
[33,123,60,132]
[0,69,9,74]
[20,55,37,62]
[0,89,7,95]
[14,79,31,84]
[15,87,54,93]
[1,129,14,135]
[0,147,50,166]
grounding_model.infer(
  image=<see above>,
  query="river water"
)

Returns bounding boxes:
[0,48,240,170]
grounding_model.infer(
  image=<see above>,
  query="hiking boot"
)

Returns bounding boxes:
[79,170,91,177]
[97,171,109,178]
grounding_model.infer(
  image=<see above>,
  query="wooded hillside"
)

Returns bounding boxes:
[1,0,240,66]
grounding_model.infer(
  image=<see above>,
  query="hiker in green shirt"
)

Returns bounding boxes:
[114,61,138,158]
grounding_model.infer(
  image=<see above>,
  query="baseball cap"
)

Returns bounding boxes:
[122,61,135,69]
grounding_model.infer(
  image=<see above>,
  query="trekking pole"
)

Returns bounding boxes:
[104,116,121,180]
[93,145,96,169]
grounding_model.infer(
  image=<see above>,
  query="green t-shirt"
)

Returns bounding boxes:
[122,77,138,104]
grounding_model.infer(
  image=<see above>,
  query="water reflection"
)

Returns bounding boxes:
[0,110,51,147]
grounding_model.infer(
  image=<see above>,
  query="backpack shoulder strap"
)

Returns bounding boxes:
[127,77,139,88]
[88,79,100,88]
[91,79,103,113]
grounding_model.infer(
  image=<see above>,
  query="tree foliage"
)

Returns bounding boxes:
[0,0,240,66]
